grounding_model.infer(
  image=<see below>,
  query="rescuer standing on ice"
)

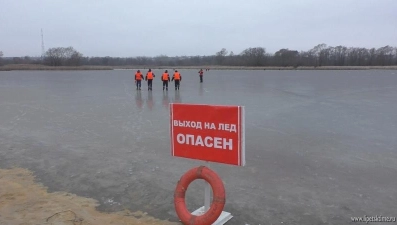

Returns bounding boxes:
[198,69,204,83]
[172,70,182,91]
[135,70,144,90]
[145,69,155,91]
[162,70,170,91]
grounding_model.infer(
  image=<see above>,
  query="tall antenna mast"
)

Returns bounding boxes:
[41,29,45,58]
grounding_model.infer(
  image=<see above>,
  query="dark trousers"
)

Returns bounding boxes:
[174,80,180,90]
[199,75,203,83]
[163,81,168,90]
[147,79,153,90]
[136,80,142,89]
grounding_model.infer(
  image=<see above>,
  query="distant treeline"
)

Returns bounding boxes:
[1,44,396,67]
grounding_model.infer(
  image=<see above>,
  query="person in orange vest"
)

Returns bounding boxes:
[198,69,204,83]
[171,70,182,91]
[135,70,144,90]
[145,69,156,91]
[161,70,170,91]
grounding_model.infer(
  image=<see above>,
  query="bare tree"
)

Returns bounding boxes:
[394,47,397,65]
[375,46,394,66]
[310,43,327,66]
[274,49,299,67]
[58,44,397,67]
[44,46,83,66]
[67,51,84,66]
[4,44,397,68]
[0,51,3,66]
[240,47,266,66]
[334,46,347,66]
[215,48,228,65]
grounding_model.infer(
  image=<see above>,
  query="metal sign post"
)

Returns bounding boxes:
[191,162,233,225]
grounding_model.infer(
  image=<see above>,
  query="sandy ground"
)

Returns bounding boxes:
[0,167,177,225]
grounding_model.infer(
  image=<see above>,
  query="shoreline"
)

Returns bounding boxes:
[0,167,176,225]
[1,64,397,71]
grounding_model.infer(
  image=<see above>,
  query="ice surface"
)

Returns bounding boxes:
[0,69,396,224]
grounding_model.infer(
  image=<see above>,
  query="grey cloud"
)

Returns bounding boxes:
[1,0,396,57]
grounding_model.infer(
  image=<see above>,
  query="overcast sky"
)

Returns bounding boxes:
[1,0,396,57]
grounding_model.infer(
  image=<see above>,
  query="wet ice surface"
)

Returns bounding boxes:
[1,69,397,224]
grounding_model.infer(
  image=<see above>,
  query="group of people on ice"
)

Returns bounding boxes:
[134,69,205,91]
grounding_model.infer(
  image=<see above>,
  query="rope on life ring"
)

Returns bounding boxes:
[174,166,226,225]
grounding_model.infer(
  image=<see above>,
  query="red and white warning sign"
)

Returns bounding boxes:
[170,103,245,166]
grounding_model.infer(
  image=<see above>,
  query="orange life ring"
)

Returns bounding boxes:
[174,166,226,225]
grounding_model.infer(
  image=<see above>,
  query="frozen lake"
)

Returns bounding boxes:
[0,69,396,224]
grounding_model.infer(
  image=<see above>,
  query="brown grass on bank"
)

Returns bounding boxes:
[1,64,397,71]
[0,167,177,225]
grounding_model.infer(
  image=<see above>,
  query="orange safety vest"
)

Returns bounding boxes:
[174,72,180,80]
[135,72,142,80]
[162,73,168,81]
[147,72,154,79]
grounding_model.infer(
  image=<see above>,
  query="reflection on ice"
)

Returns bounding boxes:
[135,91,143,109]
[173,91,182,103]
[133,90,180,110]
[162,92,170,109]
[146,92,154,111]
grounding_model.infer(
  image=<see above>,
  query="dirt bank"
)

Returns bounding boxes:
[0,167,178,225]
